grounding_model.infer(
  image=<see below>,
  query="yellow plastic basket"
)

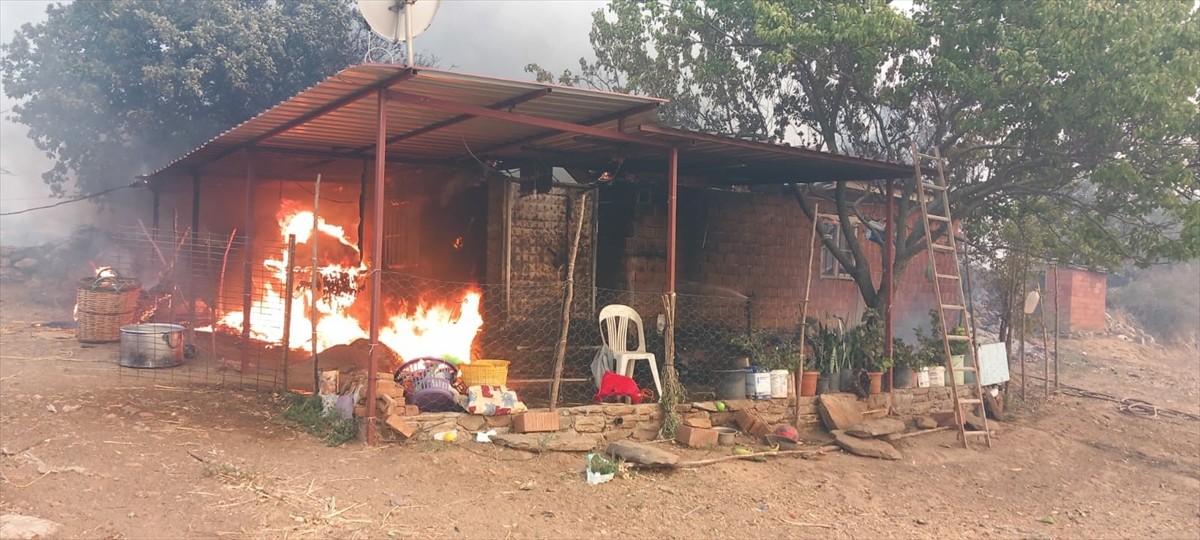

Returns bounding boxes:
[459,359,510,387]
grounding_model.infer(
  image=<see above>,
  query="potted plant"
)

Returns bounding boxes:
[804,318,844,395]
[843,309,885,393]
[731,329,799,399]
[891,338,919,389]
[867,356,893,394]
[914,310,966,387]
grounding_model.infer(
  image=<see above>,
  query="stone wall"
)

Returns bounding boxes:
[381,397,818,443]
[884,386,978,417]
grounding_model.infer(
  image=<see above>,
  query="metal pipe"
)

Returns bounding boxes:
[240,150,256,370]
[667,147,678,293]
[282,234,296,391]
[1052,261,1060,390]
[311,174,322,394]
[366,89,389,445]
[884,179,894,394]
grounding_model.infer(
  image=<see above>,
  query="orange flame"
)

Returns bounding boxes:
[216,205,482,360]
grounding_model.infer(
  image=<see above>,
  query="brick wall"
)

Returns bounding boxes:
[596,185,947,335]
[1047,267,1107,333]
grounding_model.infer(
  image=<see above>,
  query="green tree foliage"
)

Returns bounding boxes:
[530,0,1200,308]
[1,0,371,196]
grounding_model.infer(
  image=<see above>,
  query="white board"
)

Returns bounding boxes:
[977,342,1010,387]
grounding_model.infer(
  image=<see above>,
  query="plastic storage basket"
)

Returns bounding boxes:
[459,359,509,387]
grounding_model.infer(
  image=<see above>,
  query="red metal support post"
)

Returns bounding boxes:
[366,89,389,445]
[667,147,679,293]
[241,151,256,346]
[884,179,894,392]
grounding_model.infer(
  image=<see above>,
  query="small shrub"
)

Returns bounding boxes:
[281,394,357,447]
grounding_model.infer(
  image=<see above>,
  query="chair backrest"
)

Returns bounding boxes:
[598,304,646,354]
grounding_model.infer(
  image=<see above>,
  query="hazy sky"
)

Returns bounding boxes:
[0,0,605,244]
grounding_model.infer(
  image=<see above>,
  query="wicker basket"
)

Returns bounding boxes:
[459,359,510,387]
[76,276,141,343]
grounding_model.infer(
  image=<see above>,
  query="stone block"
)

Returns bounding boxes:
[513,411,561,433]
[602,404,636,416]
[574,416,606,433]
[675,425,719,448]
[724,399,755,411]
[385,415,416,439]
[709,412,735,426]
[683,417,712,429]
[817,393,864,431]
[486,415,514,428]
[457,415,487,432]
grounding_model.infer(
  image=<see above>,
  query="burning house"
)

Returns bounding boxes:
[121,64,953,441]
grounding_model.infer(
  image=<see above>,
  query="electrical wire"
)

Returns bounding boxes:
[0,184,134,216]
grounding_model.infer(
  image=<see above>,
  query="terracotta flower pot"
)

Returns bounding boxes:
[800,371,819,397]
[867,371,884,395]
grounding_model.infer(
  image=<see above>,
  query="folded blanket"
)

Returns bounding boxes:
[461,385,527,416]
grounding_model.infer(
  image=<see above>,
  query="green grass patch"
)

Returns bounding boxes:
[281,393,357,446]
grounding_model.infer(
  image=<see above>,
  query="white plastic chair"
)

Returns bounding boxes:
[598,304,661,396]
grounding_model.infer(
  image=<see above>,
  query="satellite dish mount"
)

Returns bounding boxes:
[358,0,440,65]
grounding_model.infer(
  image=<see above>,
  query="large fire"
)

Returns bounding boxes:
[216,207,482,363]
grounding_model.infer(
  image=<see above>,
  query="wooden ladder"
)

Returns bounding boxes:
[911,143,992,449]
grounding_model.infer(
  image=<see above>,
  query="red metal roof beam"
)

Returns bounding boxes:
[386,90,673,149]
[479,102,661,156]
[209,68,419,163]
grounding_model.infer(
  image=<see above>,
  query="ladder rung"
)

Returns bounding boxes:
[915,152,939,160]
[940,304,966,311]
[935,273,960,280]
[952,366,977,372]
[963,431,991,436]
[931,244,956,252]
[921,182,947,191]
[927,214,951,222]
[946,334,972,341]
[958,398,982,404]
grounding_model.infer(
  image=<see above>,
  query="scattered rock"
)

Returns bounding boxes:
[606,440,680,466]
[915,416,938,430]
[817,393,864,431]
[831,430,902,460]
[492,433,600,453]
[683,417,712,429]
[518,480,536,491]
[0,514,62,539]
[45,404,57,413]
[457,415,487,432]
[846,418,905,438]
[692,401,720,412]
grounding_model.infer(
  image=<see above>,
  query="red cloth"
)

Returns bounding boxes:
[594,371,641,404]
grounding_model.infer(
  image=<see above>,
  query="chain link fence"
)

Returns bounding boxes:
[72,226,803,407]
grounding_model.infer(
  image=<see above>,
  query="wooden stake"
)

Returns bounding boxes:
[1052,262,1060,391]
[212,229,237,370]
[549,193,588,410]
[1019,255,1028,401]
[795,202,820,426]
[311,174,322,395]
[282,234,296,392]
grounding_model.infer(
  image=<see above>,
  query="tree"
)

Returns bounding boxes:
[529,0,1200,310]
[1,0,380,196]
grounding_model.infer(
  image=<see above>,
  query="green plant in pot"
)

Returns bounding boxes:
[891,338,919,388]
[804,317,845,394]
[731,329,800,398]
[844,309,886,394]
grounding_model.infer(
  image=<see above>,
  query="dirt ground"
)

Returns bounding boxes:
[1,286,1198,539]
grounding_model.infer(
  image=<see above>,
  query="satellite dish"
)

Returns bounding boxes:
[359,0,440,42]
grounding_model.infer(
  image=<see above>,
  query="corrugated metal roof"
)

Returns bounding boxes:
[148,64,910,184]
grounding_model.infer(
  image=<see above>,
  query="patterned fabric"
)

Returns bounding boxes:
[461,385,527,416]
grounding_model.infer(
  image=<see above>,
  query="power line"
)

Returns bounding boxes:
[0,185,134,216]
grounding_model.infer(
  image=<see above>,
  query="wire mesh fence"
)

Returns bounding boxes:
[72,226,804,408]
